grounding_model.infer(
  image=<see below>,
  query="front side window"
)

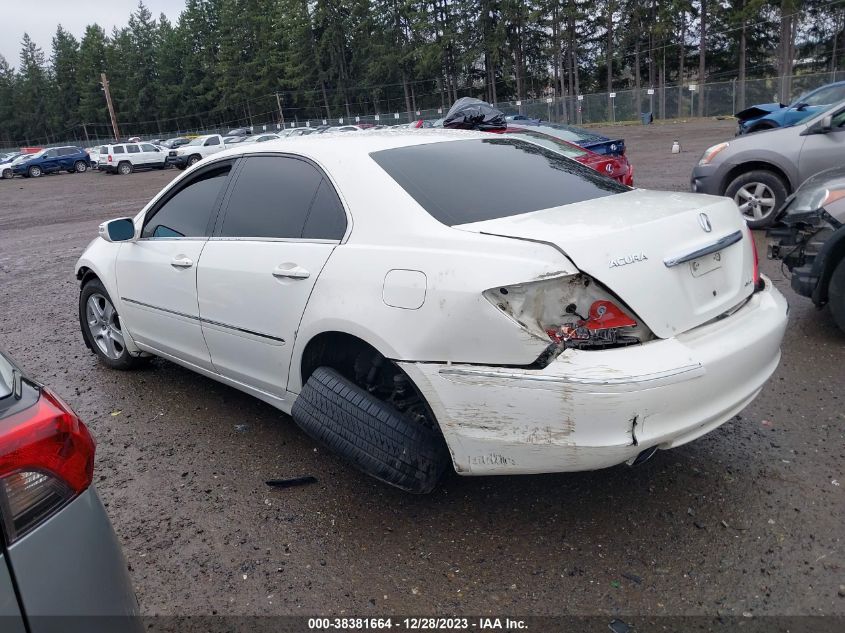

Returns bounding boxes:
[371,138,627,226]
[142,164,231,239]
[141,144,158,152]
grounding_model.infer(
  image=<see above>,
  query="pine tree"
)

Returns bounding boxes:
[50,25,80,135]
[16,34,50,143]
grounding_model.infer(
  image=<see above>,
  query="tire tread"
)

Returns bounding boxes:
[292,367,447,493]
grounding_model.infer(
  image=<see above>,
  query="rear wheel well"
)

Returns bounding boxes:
[721,161,791,195]
[299,331,443,435]
[301,332,383,385]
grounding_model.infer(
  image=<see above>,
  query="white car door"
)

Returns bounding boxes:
[115,160,235,370]
[125,143,143,166]
[140,143,161,167]
[196,155,347,398]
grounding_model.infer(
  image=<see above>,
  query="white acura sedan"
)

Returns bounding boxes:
[75,131,788,493]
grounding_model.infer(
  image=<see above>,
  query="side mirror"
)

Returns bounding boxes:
[99,218,136,242]
[802,114,833,136]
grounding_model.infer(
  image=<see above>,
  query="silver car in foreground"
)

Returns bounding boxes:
[0,349,140,633]
[691,99,845,228]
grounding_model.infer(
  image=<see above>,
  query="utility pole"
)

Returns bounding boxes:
[82,122,89,143]
[100,73,121,141]
[275,92,286,128]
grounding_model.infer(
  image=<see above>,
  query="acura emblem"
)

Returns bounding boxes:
[698,213,712,232]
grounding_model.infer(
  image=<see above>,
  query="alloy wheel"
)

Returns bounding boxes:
[86,293,126,360]
[734,183,776,221]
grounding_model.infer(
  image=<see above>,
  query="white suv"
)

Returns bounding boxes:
[98,143,167,175]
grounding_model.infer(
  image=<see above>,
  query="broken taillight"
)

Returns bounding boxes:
[483,274,653,353]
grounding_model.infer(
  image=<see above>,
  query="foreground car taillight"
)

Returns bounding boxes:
[0,388,95,543]
[483,274,654,359]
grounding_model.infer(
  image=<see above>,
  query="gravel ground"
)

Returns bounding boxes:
[0,120,842,620]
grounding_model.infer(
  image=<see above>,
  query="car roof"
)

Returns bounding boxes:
[210,128,487,164]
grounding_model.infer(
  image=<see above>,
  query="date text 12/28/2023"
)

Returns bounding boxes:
[307,617,528,630]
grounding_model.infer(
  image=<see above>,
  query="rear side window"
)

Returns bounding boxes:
[205,137,220,146]
[220,156,325,239]
[99,146,107,154]
[142,164,231,238]
[113,146,124,154]
[370,138,627,226]
[58,147,75,156]
[302,179,347,239]
[127,145,140,154]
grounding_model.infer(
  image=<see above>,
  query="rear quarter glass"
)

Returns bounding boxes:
[370,138,627,226]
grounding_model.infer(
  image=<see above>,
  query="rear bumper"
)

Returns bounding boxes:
[401,277,788,475]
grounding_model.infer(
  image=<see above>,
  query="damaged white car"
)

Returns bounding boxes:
[75,131,788,493]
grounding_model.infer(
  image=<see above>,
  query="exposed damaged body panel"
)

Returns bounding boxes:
[400,282,786,475]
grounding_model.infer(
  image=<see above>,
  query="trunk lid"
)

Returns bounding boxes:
[456,189,756,338]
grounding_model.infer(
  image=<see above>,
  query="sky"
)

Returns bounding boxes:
[1,0,186,68]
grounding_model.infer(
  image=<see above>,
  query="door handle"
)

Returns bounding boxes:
[171,256,194,268]
[272,264,310,279]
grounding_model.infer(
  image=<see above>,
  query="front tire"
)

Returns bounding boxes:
[74,160,88,173]
[28,165,42,178]
[79,279,148,370]
[1,168,11,179]
[827,258,845,334]
[187,154,201,166]
[292,367,449,493]
[725,169,788,229]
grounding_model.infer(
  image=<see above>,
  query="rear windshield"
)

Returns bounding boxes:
[370,138,627,226]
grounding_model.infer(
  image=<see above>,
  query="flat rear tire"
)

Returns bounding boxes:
[292,367,449,493]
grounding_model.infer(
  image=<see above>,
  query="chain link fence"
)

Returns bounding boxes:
[4,70,845,152]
